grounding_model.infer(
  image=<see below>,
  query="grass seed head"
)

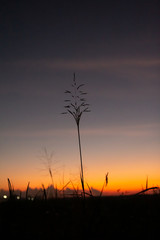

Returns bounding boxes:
[62,73,90,125]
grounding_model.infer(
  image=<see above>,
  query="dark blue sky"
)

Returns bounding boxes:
[0,0,160,190]
[1,0,159,59]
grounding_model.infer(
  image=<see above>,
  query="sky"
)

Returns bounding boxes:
[0,0,160,194]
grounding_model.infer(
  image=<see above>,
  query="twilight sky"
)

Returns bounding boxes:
[0,0,160,193]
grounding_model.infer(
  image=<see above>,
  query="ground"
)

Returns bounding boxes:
[0,195,159,240]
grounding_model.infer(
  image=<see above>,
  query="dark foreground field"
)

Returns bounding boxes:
[0,195,160,240]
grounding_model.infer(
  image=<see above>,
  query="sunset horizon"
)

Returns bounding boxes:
[1,2,160,239]
[0,0,159,197]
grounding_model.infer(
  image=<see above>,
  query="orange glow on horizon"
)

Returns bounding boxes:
[1,174,159,195]
[1,149,159,194]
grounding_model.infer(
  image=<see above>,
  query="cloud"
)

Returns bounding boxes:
[90,187,100,196]
[81,123,160,137]
[43,58,160,70]
[0,128,75,138]
[3,57,160,71]
[1,123,159,138]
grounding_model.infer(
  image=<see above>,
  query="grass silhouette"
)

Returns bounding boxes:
[1,75,160,239]
[26,182,30,200]
[62,73,90,198]
[7,178,14,199]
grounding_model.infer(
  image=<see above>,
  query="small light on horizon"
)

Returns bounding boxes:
[3,195,7,199]
[16,196,20,200]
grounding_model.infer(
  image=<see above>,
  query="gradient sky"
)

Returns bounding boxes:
[0,0,160,193]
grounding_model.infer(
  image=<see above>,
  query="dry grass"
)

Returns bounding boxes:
[62,73,90,198]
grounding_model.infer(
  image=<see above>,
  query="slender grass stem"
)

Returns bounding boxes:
[77,122,85,198]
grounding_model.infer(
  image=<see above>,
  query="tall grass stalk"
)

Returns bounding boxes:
[7,178,14,199]
[100,173,109,197]
[62,73,90,198]
[42,184,47,201]
[26,181,30,200]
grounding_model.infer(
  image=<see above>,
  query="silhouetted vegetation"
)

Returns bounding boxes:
[1,76,159,239]
[62,73,90,198]
[7,178,14,200]
[0,194,160,239]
